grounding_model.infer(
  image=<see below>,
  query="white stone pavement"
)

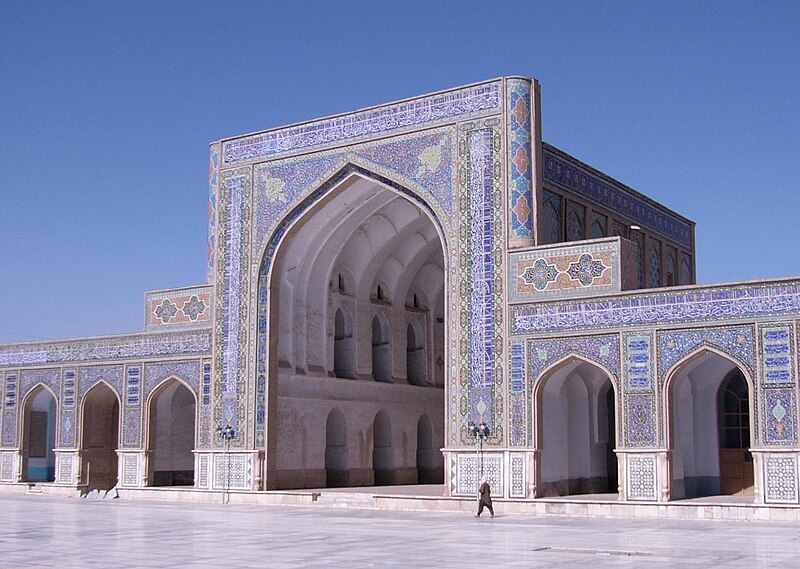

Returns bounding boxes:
[1,494,800,568]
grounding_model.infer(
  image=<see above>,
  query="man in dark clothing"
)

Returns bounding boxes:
[476,477,494,518]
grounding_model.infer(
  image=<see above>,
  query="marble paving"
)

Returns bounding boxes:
[1,494,799,568]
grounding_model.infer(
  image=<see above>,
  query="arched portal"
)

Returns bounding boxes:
[406,321,426,386]
[261,169,446,490]
[80,382,120,492]
[325,408,348,487]
[371,314,391,383]
[667,350,753,499]
[372,410,394,485]
[416,414,442,484]
[534,358,618,497]
[146,379,196,486]
[20,386,57,482]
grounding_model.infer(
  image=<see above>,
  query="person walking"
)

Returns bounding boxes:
[475,476,494,518]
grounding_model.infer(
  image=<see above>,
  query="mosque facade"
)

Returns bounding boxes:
[2,77,800,505]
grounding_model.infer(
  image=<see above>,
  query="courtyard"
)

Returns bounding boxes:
[1,494,799,568]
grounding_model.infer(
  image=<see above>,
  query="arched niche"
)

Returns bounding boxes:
[20,385,57,482]
[80,382,120,492]
[533,356,618,497]
[665,348,754,500]
[146,378,197,487]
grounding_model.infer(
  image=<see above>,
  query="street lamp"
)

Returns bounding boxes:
[216,424,236,504]
[468,420,490,477]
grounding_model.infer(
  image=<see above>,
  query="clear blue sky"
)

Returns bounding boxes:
[1,1,798,343]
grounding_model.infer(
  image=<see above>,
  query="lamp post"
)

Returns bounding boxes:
[216,424,236,504]
[468,420,490,478]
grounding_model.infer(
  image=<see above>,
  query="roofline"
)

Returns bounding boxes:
[542,141,696,227]
[212,76,534,146]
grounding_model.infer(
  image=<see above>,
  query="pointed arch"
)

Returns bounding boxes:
[325,408,348,487]
[532,354,619,497]
[80,380,121,492]
[19,384,58,482]
[371,312,392,382]
[333,306,356,379]
[259,162,448,491]
[145,376,197,487]
[663,346,754,499]
[406,320,426,386]
[372,409,394,485]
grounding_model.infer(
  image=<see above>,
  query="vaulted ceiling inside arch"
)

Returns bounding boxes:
[270,174,445,370]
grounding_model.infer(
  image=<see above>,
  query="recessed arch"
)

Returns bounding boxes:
[259,163,447,492]
[532,354,619,498]
[145,376,197,487]
[372,410,394,485]
[325,408,348,487]
[664,346,754,499]
[19,384,58,483]
[406,320,426,386]
[79,380,121,492]
[371,312,392,382]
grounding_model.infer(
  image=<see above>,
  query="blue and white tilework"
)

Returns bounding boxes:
[624,333,653,391]
[512,281,800,335]
[122,365,142,449]
[79,365,124,398]
[543,146,692,248]
[657,326,755,384]
[460,121,504,443]
[625,394,657,447]
[144,360,201,396]
[207,142,220,282]
[19,369,60,405]
[509,341,526,446]
[1,372,17,446]
[507,78,533,240]
[216,167,251,442]
[0,331,211,367]
[60,369,77,447]
[759,323,794,386]
[223,81,500,164]
[764,388,797,445]
[527,335,620,446]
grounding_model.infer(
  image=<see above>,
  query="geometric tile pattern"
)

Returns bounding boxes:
[213,453,250,490]
[507,78,533,240]
[198,454,209,488]
[1,451,14,482]
[121,454,139,487]
[627,455,657,500]
[543,145,693,248]
[510,454,526,498]
[56,452,74,484]
[765,456,798,503]
[455,453,502,496]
